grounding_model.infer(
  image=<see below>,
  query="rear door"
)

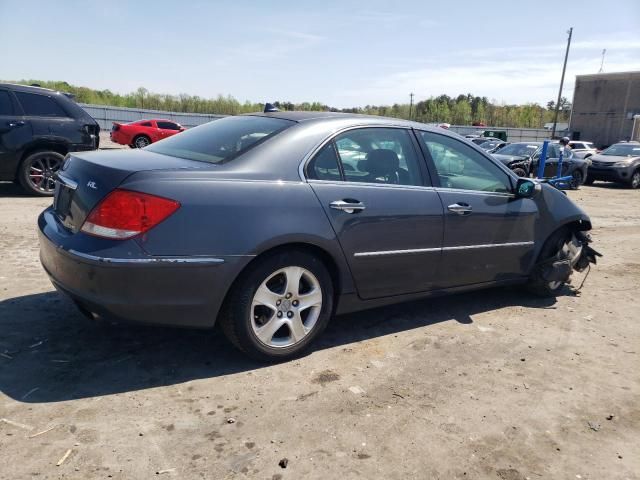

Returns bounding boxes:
[307,127,444,299]
[0,89,32,178]
[416,130,537,288]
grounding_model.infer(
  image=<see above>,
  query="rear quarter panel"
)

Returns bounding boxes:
[121,174,356,294]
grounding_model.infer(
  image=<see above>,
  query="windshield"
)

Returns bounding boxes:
[601,144,640,157]
[479,141,500,150]
[497,143,538,157]
[145,115,294,164]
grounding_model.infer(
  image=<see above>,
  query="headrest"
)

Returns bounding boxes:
[364,149,400,176]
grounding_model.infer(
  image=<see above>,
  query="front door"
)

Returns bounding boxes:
[416,130,538,288]
[307,127,444,299]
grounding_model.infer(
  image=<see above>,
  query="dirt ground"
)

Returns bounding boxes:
[0,178,638,480]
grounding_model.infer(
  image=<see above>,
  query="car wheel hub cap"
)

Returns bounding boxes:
[250,266,322,348]
[29,156,60,192]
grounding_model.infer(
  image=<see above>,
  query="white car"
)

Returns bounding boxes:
[568,141,598,159]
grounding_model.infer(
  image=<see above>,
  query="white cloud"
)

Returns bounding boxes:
[334,33,640,106]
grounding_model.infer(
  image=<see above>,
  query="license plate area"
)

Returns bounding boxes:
[53,173,78,229]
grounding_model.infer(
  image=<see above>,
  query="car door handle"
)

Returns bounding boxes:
[330,200,366,214]
[447,203,472,215]
[7,121,25,128]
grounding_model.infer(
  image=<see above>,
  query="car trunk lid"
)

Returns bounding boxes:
[53,149,210,232]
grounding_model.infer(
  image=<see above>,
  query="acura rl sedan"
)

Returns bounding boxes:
[39,111,599,360]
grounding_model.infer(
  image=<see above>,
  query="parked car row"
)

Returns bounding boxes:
[490,141,589,189]
[482,138,640,189]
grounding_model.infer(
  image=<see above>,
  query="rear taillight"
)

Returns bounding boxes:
[81,189,180,239]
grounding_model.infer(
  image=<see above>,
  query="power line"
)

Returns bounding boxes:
[598,49,606,73]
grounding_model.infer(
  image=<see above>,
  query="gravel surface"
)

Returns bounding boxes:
[0,181,638,479]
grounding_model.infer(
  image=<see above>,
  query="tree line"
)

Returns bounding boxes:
[9,80,571,128]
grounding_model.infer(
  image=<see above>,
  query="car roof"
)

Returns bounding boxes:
[0,82,62,95]
[245,111,429,129]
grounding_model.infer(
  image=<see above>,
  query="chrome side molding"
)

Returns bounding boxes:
[354,241,534,257]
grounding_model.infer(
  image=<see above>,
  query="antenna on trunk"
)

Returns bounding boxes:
[264,103,279,113]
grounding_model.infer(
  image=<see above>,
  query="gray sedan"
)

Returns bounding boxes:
[39,112,598,360]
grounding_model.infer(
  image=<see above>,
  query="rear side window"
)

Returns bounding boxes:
[15,92,67,117]
[140,121,153,127]
[157,121,180,130]
[145,116,294,164]
[0,91,13,115]
[307,143,342,181]
[335,128,424,186]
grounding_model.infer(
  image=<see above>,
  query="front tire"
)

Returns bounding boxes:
[569,170,583,190]
[219,250,334,361]
[18,151,65,196]
[629,169,640,189]
[512,167,527,177]
[527,228,576,297]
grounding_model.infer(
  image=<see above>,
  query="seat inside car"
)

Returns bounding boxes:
[358,149,410,184]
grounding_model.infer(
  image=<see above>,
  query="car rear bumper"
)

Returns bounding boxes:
[109,130,129,145]
[38,208,252,328]
[588,165,634,183]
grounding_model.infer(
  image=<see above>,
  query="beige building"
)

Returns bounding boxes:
[570,71,640,147]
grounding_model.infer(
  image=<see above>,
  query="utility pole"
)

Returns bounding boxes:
[409,92,414,120]
[552,27,573,139]
[598,48,606,73]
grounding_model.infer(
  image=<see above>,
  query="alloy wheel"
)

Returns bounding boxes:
[250,266,323,348]
[134,136,150,148]
[27,155,61,193]
[631,171,640,189]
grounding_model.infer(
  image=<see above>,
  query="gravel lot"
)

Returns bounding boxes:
[0,175,638,479]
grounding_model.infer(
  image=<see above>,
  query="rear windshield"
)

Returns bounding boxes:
[146,115,294,164]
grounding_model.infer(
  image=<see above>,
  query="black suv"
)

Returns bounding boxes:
[0,83,99,195]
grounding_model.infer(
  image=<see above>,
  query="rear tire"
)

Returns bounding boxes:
[583,175,595,185]
[218,250,334,361]
[132,135,151,148]
[527,228,573,297]
[512,167,527,177]
[18,150,65,196]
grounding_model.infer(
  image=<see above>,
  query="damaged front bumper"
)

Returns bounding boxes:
[541,231,601,283]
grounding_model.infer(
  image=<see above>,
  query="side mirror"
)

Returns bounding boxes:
[516,178,541,198]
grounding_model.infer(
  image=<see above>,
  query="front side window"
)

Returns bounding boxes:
[0,91,13,115]
[418,131,512,193]
[15,92,67,117]
[146,115,294,164]
[333,128,424,186]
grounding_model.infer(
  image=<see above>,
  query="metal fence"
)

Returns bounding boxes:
[79,104,225,130]
[448,125,553,142]
[79,103,556,143]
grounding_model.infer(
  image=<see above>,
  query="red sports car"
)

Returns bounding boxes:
[110,119,185,148]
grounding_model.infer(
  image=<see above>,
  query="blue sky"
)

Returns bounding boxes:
[1,0,639,107]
